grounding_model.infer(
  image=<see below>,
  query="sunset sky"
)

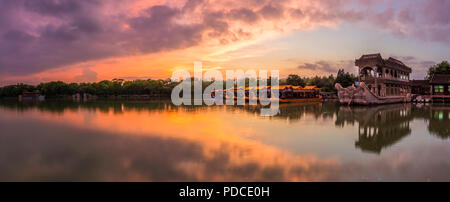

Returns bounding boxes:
[1,0,449,85]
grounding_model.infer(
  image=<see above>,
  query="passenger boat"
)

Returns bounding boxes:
[276,85,322,103]
[18,91,45,101]
[335,54,412,105]
[212,85,322,103]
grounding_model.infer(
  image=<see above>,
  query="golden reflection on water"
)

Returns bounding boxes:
[0,101,450,181]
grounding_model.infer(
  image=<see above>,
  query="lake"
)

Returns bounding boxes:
[0,100,449,181]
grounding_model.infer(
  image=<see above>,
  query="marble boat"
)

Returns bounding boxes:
[335,54,412,105]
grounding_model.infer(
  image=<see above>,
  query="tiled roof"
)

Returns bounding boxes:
[386,57,405,66]
[360,53,382,60]
[410,80,429,86]
[355,54,411,73]
[384,57,411,73]
[430,74,450,84]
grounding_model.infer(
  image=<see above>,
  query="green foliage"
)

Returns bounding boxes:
[0,79,178,98]
[286,74,306,87]
[306,75,336,92]
[427,61,450,78]
[334,69,357,88]
[0,83,36,98]
[284,69,355,92]
[77,79,175,96]
[37,81,78,97]
[0,70,358,98]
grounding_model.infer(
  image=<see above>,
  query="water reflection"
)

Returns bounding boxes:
[0,100,450,181]
[428,106,450,139]
[336,105,413,153]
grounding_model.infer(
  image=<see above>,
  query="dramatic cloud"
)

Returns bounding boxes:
[298,60,354,74]
[74,68,98,82]
[0,0,206,76]
[0,0,449,78]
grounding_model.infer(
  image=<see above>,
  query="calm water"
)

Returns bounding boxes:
[0,100,450,181]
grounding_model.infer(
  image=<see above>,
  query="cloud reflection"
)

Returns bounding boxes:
[1,101,450,181]
[0,115,339,181]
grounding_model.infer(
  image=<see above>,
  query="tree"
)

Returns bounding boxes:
[37,81,76,97]
[305,75,336,92]
[334,69,356,88]
[0,83,36,98]
[427,61,450,78]
[286,74,306,87]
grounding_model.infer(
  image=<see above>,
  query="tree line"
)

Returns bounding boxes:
[3,61,447,99]
[427,61,450,78]
[0,69,357,98]
[284,69,357,92]
[0,79,178,98]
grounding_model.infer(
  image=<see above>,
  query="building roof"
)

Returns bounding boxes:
[410,80,429,86]
[386,57,405,66]
[355,53,412,73]
[240,85,320,90]
[355,53,384,67]
[360,53,382,60]
[430,74,450,84]
[303,86,320,90]
[22,91,40,95]
[384,57,412,73]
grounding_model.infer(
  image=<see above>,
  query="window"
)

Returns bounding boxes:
[434,85,444,93]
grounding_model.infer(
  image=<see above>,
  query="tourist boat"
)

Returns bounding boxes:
[212,85,322,103]
[18,91,45,101]
[276,85,322,103]
[335,54,412,105]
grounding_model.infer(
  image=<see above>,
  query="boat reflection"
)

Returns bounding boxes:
[0,100,449,155]
[1,100,450,181]
[336,104,412,153]
[428,105,450,139]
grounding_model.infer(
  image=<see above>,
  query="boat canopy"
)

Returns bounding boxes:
[213,85,320,92]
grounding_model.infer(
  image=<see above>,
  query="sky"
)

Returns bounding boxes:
[0,0,449,85]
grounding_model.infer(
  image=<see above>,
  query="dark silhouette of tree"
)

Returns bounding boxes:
[307,75,335,92]
[334,69,357,88]
[0,83,36,97]
[0,70,358,98]
[427,61,450,78]
[286,74,306,87]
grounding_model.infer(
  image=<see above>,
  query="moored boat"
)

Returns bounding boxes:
[276,85,322,103]
[335,82,411,105]
[212,85,322,103]
[335,54,412,105]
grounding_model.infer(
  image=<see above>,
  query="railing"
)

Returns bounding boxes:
[361,76,409,83]
[383,77,409,82]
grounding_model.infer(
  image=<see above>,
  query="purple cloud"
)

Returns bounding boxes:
[0,0,206,76]
[0,0,448,78]
[74,67,98,83]
[298,60,355,74]
[228,8,260,24]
